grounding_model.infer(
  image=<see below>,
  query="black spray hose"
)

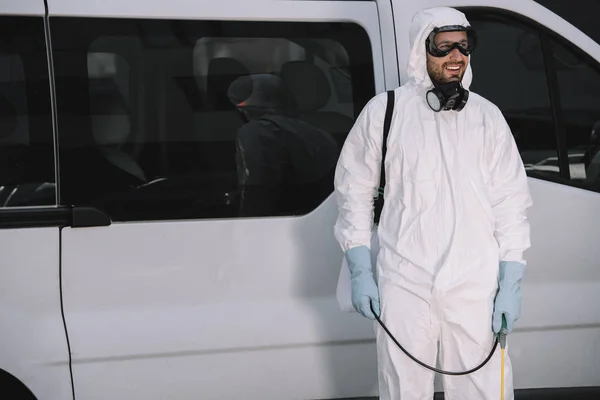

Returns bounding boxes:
[370,300,498,376]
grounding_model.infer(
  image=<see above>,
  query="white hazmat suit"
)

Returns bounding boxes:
[334,7,532,400]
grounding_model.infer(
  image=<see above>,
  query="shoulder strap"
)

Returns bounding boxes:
[374,89,395,224]
[378,89,395,195]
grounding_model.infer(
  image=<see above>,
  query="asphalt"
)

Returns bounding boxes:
[338,386,600,399]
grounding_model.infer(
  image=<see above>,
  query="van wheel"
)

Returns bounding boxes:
[0,370,37,399]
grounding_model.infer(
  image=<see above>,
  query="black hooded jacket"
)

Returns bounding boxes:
[228,74,340,216]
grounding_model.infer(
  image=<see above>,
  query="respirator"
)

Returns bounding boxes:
[426,81,469,112]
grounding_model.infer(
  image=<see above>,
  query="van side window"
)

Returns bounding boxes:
[465,14,558,181]
[465,9,600,193]
[51,18,374,222]
[534,0,600,45]
[551,38,600,191]
[0,16,55,208]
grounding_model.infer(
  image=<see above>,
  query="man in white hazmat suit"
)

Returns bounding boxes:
[333,6,532,400]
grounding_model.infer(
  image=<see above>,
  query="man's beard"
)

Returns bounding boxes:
[427,60,465,85]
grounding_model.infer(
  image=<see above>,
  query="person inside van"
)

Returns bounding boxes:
[333,7,532,400]
[227,73,340,217]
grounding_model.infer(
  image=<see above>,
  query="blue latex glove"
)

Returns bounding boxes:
[492,261,525,334]
[345,245,380,320]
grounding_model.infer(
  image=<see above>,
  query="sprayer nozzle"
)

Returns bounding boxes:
[499,330,507,349]
[498,315,508,349]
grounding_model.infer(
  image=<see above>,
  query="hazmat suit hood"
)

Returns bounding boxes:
[407,7,473,90]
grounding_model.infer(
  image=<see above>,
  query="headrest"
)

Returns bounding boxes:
[280,61,330,111]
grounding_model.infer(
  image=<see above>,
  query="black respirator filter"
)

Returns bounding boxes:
[426,81,469,112]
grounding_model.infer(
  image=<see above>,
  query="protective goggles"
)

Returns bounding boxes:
[425,25,477,57]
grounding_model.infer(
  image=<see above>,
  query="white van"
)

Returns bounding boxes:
[1,0,599,399]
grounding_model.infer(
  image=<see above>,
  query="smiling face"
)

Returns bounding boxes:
[426,30,469,84]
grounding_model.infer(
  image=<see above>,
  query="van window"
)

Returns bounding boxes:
[0,16,55,208]
[51,18,374,221]
[534,0,600,45]
[464,8,600,193]
[465,13,557,180]
[551,38,600,190]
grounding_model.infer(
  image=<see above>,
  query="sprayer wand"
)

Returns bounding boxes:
[498,315,508,400]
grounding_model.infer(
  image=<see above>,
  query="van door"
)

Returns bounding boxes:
[391,0,600,395]
[0,1,72,399]
[49,0,387,398]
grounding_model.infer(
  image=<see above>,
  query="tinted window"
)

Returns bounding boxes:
[52,18,374,221]
[0,16,55,207]
[466,13,558,180]
[534,0,600,45]
[551,38,600,190]
[464,8,600,193]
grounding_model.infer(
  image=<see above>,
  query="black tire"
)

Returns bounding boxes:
[0,370,37,400]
